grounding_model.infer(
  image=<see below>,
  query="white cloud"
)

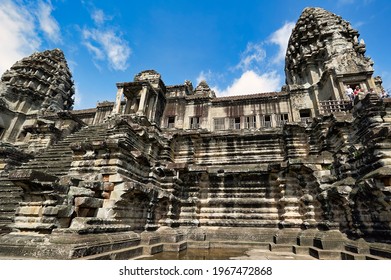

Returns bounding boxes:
[0,0,63,75]
[82,31,104,59]
[91,9,109,25]
[195,21,292,98]
[0,0,41,74]
[236,42,266,71]
[82,8,131,71]
[268,21,295,64]
[36,0,61,44]
[72,82,83,109]
[82,28,131,71]
[217,70,281,96]
[196,70,220,85]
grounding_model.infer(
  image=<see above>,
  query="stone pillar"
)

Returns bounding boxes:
[136,86,148,116]
[366,77,376,91]
[113,87,124,114]
[307,62,319,85]
[148,95,157,122]
[310,86,321,116]
[123,96,131,114]
[329,75,341,100]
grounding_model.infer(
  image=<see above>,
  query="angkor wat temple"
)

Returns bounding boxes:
[0,7,390,260]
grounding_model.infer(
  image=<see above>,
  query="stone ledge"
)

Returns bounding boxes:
[9,169,57,183]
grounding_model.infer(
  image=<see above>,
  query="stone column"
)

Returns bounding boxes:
[123,96,131,114]
[307,62,319,85]
[136,86,148,116]
[113,87,124,114]
[329,74,341,100]
[149,94,158,122]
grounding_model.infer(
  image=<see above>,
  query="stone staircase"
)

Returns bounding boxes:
[78,230,187,260]
[0,123,111,232]
[16,123,110,177]
[198,176,280,227]
[0,174,23,232]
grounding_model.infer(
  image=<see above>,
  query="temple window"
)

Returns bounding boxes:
[229,117,241,129]
[277,113,289,126]
[261,115,272,128]
[244,115,256,129]
[190,116,200,129]
[214,118,225,130]
[167,116,175,128]
[299,109,311,124]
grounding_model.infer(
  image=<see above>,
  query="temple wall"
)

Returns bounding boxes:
[162,95,292,131]
[1,7,391,259]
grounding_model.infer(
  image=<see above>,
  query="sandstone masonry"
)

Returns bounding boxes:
[0,7,390,260]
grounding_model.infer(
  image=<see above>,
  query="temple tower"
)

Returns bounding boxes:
[285,7,378,119]
[0,49,75,142]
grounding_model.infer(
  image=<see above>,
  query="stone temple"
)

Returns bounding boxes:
[0,7,390,260]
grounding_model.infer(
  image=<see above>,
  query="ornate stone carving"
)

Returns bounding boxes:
[285,7,373,88]
[1,49,75,113]
[0,7,390,260]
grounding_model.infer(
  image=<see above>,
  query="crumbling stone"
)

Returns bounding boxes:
[0,7,390,260]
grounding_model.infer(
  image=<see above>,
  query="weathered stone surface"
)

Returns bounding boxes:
[0,7,390,260]
[74,197,103,209]
[57,205,75,218]
[8,169,57,182]
[68,187,95,197]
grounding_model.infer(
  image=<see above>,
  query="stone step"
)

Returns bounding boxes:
[0,186,23,197]
[17,165,72,175]
[199,213,279,219]
[203,193,271,199]
[196,154,285,160]
[20,161,72,167]
[65,138,109,143]
[292,245,310,255]
[186,240,271,250]
[0,181,22,227]
[19,124,110,172]
[0,213,14,220]
[35,150,73,156]
[0,180,18,186]
[368,245,391,259]
[204,187,270,191]
[78,245,144,260]
[341,251,367,260]
[200,207,279,214]
[309,247,341,260]
[163,241,187,252]
[67,132,108,138]
[311,248,388,260]
[68,129,108,135]
[200,198,277,206]
[199,219,279,227]
[21,157,71,165]
[142,243,165,255]
[204,188,271,193]
[23,155,72,162]
[14,168,70,177]
[68,218,133,234]
[13,222,57,232]
[269,243,294,252]
[196,158,285,165]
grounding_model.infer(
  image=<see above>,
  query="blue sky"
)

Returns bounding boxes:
[0,0,390,109]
